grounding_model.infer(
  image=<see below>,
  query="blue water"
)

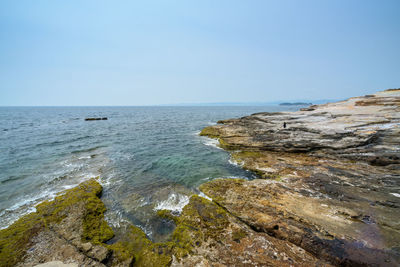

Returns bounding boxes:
[0,106,298,240]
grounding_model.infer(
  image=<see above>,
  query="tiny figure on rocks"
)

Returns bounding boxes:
[283,122,287,128]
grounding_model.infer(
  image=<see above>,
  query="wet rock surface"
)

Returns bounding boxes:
[199,89,400,266]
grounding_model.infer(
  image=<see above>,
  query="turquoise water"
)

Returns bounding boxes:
[0,106,298,240]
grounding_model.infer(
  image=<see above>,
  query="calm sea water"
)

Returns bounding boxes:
[0,106,298,240]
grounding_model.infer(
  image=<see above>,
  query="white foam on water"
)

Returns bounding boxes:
[0,171,100,229]
[78,155,92,160]
[105,209,131,229]
[153,193,190,213]
[202,138,222,150]
[228,157,243,167]
[138,224,153,238]
[221,175,248,180]
[390,193,400,198]
[198,192,212,201]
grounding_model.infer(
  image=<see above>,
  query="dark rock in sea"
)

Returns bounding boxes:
[85,117,108,121]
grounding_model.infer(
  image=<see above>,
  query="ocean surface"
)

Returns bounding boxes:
[0,106,299,241]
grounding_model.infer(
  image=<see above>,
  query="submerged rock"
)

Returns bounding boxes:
[199,89,400,266]
[85,118,108,121]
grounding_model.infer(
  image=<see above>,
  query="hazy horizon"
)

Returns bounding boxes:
[1,0,399,106]
[0,98,338,107]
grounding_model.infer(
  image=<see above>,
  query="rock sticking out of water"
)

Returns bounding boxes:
[85,117,108,121]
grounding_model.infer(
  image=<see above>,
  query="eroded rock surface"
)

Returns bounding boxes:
[199,89,400,266]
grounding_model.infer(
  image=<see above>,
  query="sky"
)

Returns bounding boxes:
[0,0,399,106]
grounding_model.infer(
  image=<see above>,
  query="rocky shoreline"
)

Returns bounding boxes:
[1,89,399,266]
[199,88,400,266]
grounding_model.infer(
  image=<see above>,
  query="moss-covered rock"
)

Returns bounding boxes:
[0,213,44,267]
[107,225,172,267]
[199,126,221,138]
[163,195,230,261]
[0,178,114,267]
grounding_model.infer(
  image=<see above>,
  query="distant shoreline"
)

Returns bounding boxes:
[279,102,312,106]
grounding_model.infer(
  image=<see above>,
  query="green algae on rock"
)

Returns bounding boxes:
[199,126,222,138]
[0,178,332,266]
[0,178,115,267]
[158,194,330,266]
[107,225,172,267]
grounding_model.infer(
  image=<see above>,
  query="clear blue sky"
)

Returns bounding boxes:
[1,0,399,106]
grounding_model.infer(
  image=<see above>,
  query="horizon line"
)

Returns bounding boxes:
[0,99,339,108]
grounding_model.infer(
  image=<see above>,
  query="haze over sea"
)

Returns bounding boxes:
[0,105,299,240]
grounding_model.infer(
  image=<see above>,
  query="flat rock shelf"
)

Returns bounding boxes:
[199,88,400,266]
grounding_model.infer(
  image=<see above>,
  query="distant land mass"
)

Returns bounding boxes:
[159,99,338,106]
[279,102,312,106]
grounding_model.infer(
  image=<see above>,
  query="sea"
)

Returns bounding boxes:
[0,106,299,241]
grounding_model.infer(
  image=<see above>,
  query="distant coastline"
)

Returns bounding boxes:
[279,102,312,106]
[158,99,337,106]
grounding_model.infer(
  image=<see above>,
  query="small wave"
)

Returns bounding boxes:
[228,158,242,166]
[153,193,189,214]
[0,172,100,229]
[202,138,223,150]
[198,192,212,201]
[138,224,153,238]
[191,130,201,136]
[221,175,248,179]
[0,187,62,229]
[71,145,105,154]
[390,193,400,198]
[105,209,131,229]
[0,174,27,185]
[110,152,134,161]
[78,155,93,160]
